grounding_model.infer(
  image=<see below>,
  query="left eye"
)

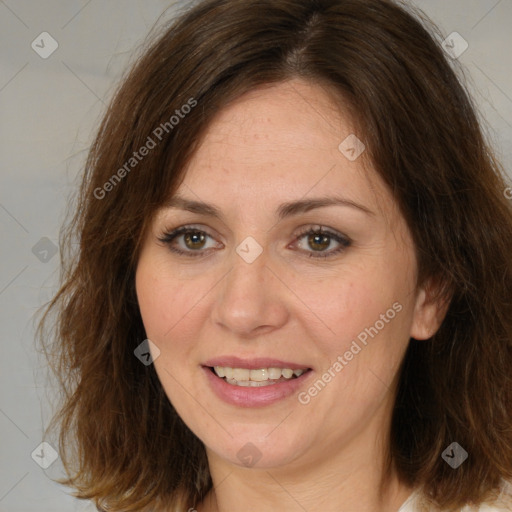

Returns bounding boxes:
[292,227,351,258]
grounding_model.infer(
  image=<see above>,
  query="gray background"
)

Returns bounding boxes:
[1,1,511,511]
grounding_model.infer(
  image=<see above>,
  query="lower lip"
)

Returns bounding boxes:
[202,366,313,408]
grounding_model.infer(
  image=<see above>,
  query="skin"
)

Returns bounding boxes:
[135,79,446,512]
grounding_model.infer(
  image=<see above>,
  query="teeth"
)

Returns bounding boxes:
[232,368,250,381]
[213,366,307,383]
[281,368,293,379]
[225,377,277,387]
[250,368,268,381]
[268,367,282,379]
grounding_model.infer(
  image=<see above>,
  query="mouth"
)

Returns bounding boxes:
[207,365,312,387]
[202,358,314,407]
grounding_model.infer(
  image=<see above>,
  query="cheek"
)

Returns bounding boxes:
[294,259,412,365]
[136,266,172,340]
[135,256,221,401]
[135,258,188,346]
[135,256,206,341]
[291,264,382,338]
[135,260,200,399]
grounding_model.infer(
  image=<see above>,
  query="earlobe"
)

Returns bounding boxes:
[410,280,451,341]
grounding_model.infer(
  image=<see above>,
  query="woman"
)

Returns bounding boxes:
[38,0,512,511]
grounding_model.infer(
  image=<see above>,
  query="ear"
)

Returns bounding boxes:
[410,278,451,340]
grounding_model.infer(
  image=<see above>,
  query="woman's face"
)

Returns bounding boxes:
[136,79,439,472]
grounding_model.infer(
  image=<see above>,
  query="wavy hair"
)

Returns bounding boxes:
[37,0,512,510]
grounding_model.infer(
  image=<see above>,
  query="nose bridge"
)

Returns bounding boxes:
[229,249,266,291]
[212,240,289,335]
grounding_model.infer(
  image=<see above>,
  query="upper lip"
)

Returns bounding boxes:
[203,356,311,370]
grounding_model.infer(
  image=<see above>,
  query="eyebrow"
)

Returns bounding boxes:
[165,194,375,220]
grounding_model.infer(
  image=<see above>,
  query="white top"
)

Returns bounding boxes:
[397,481,512,512]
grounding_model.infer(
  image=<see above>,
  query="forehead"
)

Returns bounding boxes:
[178,79,390,219]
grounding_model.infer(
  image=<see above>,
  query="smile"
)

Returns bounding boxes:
[212,366,308,387]
[203,363,313,407]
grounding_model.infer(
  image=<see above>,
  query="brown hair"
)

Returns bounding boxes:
[37,0,512,510]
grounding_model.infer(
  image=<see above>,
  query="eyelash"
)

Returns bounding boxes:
[157,224,351,259]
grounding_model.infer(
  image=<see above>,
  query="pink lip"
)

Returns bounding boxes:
[202,365,313,408]
[203,356,311,370]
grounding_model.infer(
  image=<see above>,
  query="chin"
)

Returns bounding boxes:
[201,425,310,470]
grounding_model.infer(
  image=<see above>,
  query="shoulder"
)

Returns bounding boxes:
[468,502,510,511]
[465,499,512,511]
[458,479,512,512]
[401,480,512,512]
[472,479,512,511]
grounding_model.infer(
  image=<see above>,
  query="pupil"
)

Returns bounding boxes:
[185,232,205,249]
[309,233,329,251]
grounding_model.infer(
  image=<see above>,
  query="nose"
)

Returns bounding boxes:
[211,244,290,338]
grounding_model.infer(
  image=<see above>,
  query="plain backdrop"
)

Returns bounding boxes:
[1,1,511,511]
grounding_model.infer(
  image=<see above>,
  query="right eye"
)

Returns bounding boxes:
[158,225,224,257]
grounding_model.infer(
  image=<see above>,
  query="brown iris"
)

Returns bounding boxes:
[308,233,330,251]
[184,231,206,250]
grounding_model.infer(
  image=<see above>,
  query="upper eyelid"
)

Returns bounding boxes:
[158,225,220,243]
[159,224,345,240]
[159,224,350,252]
